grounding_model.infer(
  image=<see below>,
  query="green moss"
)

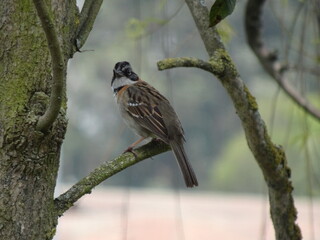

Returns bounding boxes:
[0,74,30,126]
[0,3,52,129]
[261,126,292,188]
[46,227,56,240]
[244,85,258,111]
[209,48,238,78]
[209,49,225,74]
[19,0,33,12]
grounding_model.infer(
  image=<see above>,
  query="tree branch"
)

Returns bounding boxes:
[33,0,65,132]
[185,0,224,54]
[54,140,170,216]
[245,0,320,122]
[163,1,302,239]
[75,0,103,50]
[157,57,222,75]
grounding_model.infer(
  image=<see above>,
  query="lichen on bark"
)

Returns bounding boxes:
[0,1,71,239]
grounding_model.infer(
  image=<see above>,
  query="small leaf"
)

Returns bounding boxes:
[209,0,236,27]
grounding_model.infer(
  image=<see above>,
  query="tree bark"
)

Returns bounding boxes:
[0,1,77,239]
[0,1,169,239]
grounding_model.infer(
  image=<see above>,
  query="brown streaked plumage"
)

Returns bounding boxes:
[111,61,198,187]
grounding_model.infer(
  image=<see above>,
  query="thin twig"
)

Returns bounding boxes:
[136,0,185,40]
[75,0,103,50]
[291,65,320,77]
[33,0,65,132]
[54,140,170,216]
[245,0,320,122]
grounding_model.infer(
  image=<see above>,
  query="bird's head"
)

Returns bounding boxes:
[111,61,139,94]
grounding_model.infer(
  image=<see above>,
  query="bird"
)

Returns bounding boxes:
[111,61,198,188]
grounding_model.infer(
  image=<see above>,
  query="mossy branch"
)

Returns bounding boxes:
[75,0,103,50]
[33,0,65,132]
[54,140,170,216]
[164,1,302,239]
[157,57,223,76]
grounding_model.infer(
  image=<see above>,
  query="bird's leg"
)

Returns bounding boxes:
[150,138,165,144]
[124,137,146,156]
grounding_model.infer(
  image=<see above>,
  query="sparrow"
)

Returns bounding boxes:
[111,61,198,188]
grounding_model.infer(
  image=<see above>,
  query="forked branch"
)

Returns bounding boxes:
[33,0,65,132]
[159,0,302,239]
[75,0,103,50]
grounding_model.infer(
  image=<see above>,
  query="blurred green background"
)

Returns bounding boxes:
[60,0,320,195]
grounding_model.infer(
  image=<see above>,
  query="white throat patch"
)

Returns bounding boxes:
[111,77,136,94]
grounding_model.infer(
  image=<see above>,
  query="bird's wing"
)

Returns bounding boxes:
[124,81,169,141]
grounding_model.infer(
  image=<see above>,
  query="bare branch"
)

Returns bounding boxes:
[33,0,65,132]
[75,0,103,50]
[245,0,320,122]
[54,140,170,216]
[173,1,302,239]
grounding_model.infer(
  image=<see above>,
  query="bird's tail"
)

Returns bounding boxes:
[170,140,198,187]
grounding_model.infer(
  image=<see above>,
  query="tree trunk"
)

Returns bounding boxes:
[0,1,77,239]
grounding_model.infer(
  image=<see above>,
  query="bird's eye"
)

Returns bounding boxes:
[127,70,132,76]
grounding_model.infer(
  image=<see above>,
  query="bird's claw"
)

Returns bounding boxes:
[123,147,138,158]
